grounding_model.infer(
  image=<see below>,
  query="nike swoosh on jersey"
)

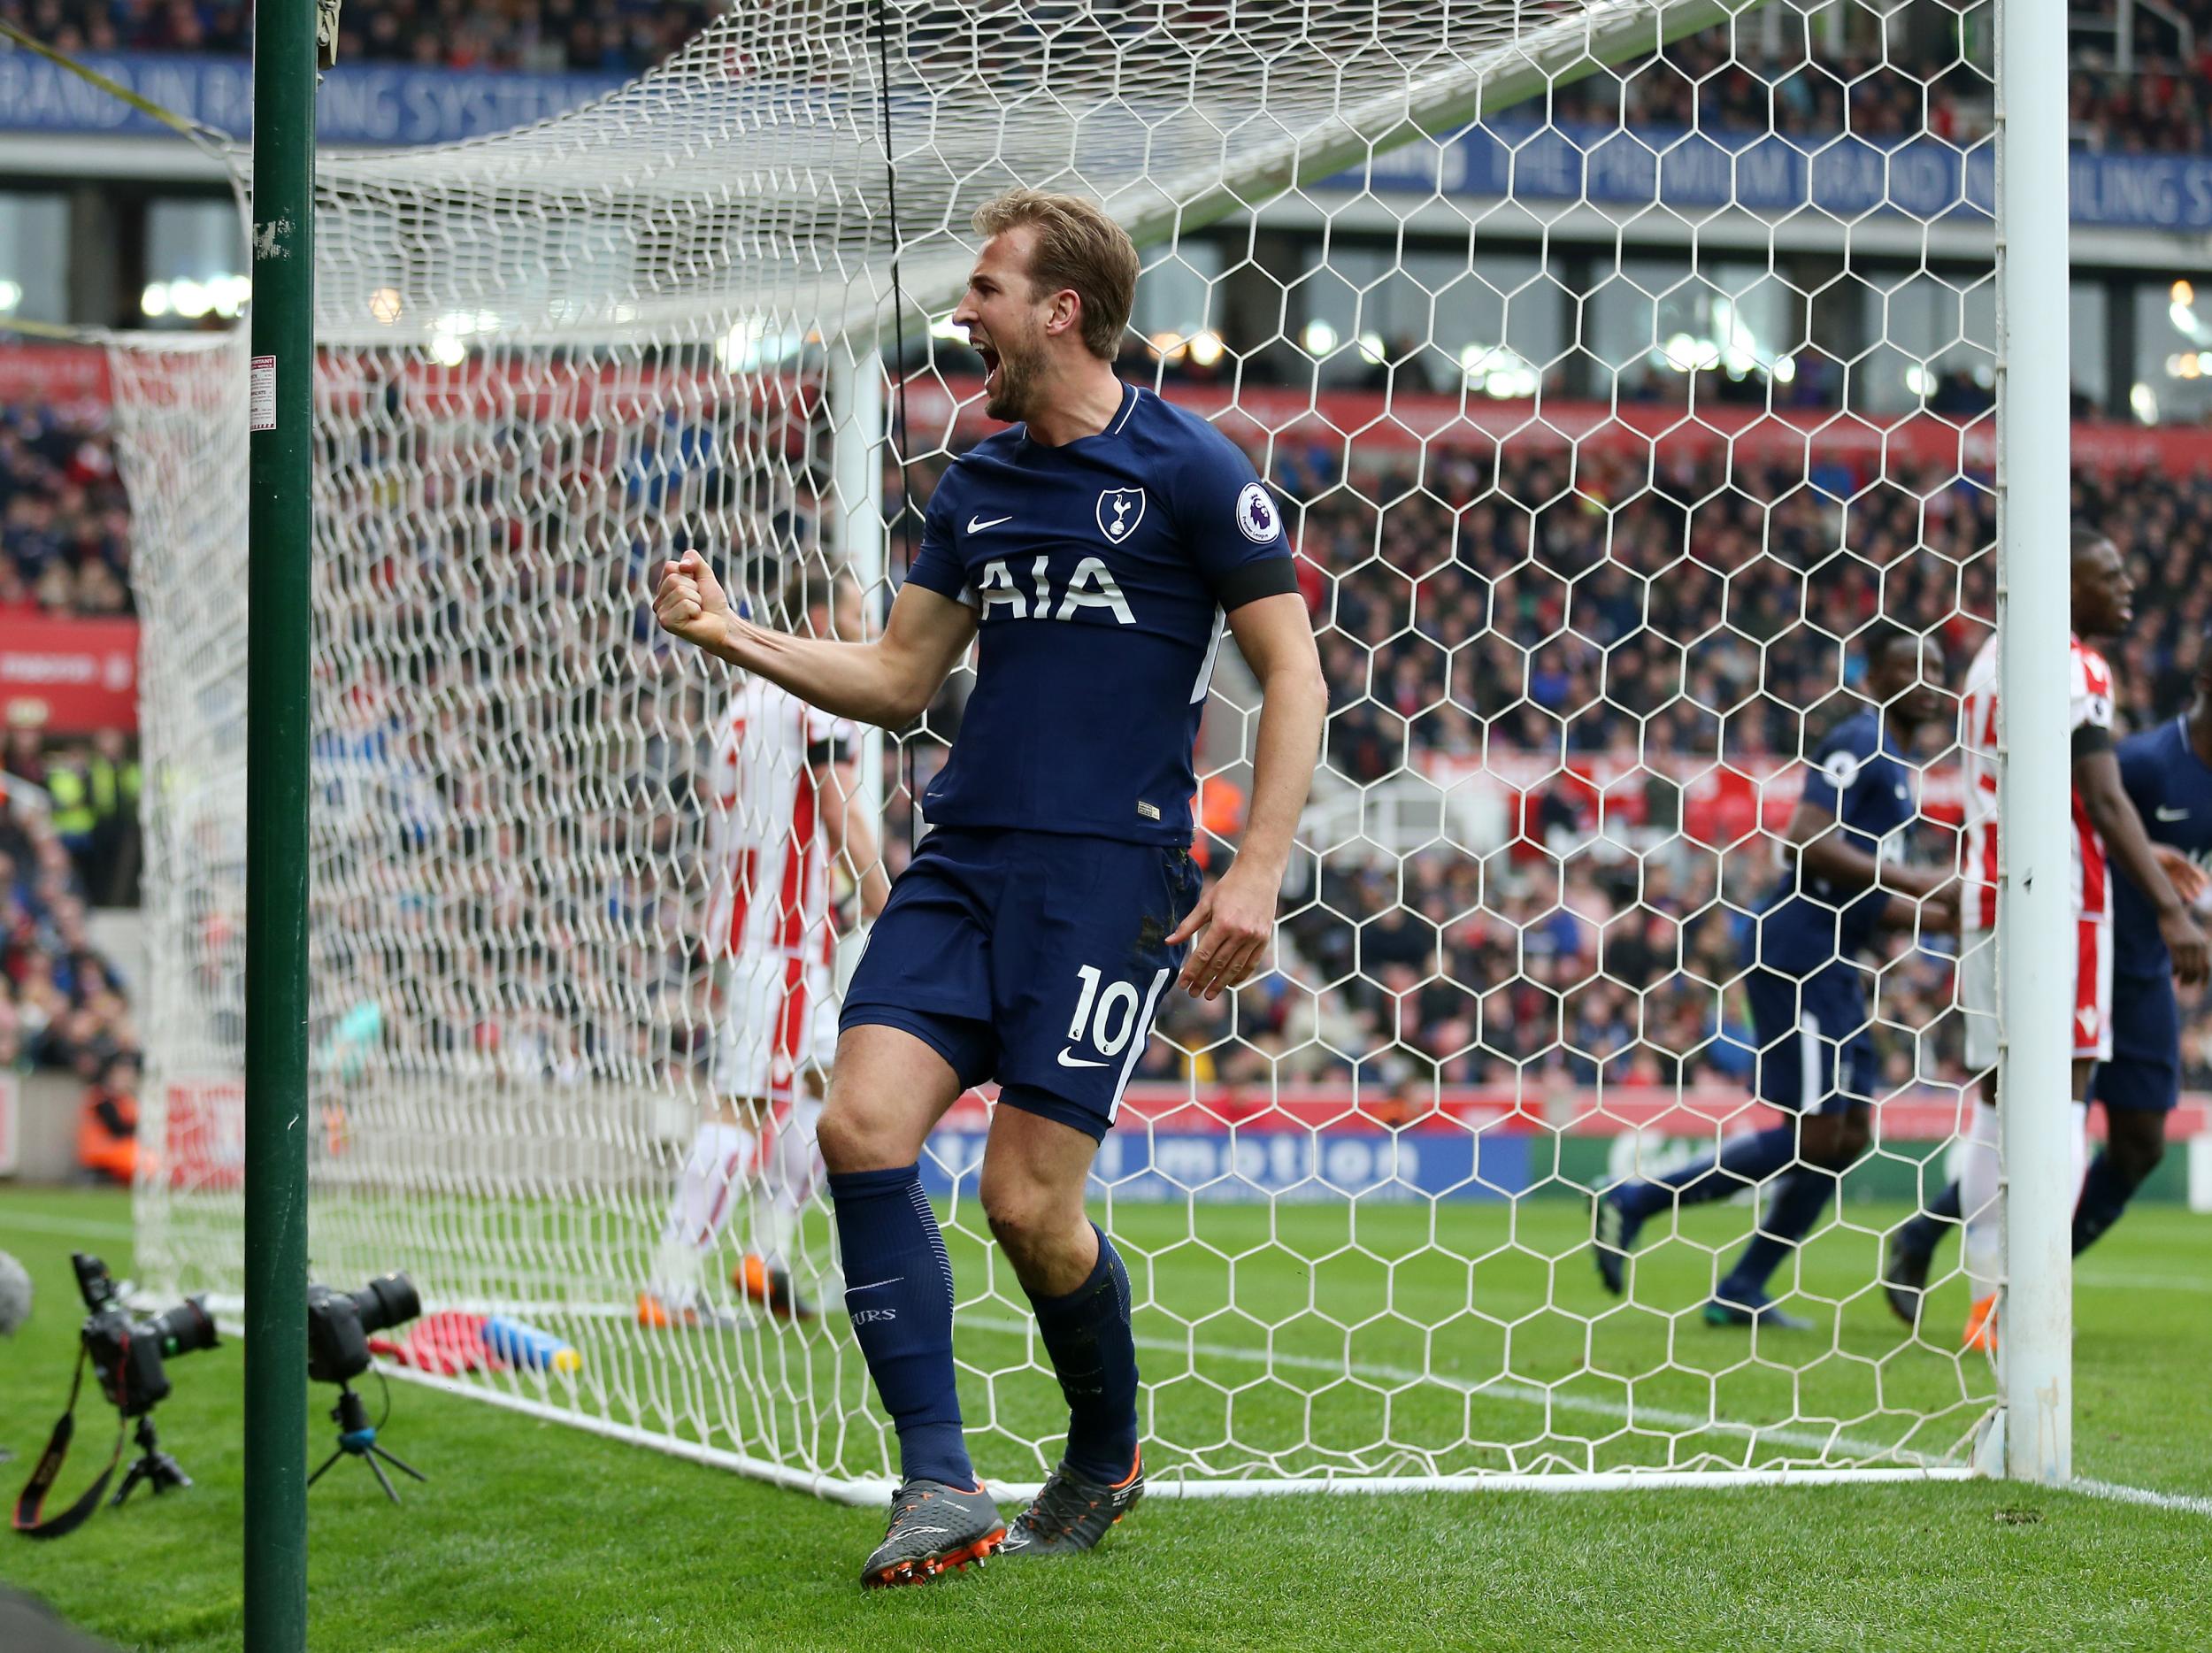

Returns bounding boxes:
[2157,805,2192,821]
[966,513,1014,534]
[1056,1049,1110,1069]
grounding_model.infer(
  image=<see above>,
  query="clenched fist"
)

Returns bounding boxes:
[655,550,732,652]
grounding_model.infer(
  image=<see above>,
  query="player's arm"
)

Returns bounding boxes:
[1789,806,1948,896]
[1169,591,1327,1000]
[2152,843,2209,906]
[1785,801,1955,930]
[2076,741,2209,984]
[816,755,891,923]
[1781,732,1955,929]
[655,551,975,729]
[2116,735,2212,909]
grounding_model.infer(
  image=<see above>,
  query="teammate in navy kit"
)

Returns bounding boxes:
[2080,699,2212,1247]
[654,189,1326,1587]
[1594,627,1957,1329]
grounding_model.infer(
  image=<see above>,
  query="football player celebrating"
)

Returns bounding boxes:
[655,189,1326,1587]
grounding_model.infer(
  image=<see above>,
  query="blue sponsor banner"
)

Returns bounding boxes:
[921,1127,1532,1203]
[1339,119,2212,233]
[5,51,2209,232]
[0,51,620,145]
[1337,120,1997,226]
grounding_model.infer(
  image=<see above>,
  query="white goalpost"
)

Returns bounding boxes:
[114,0,2071,1502]
[1989,0,2072,1486]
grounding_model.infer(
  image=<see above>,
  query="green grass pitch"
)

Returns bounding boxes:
[1,1187,2208,1650]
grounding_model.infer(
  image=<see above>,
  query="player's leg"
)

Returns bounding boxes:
[1883,926,1997,1320]
[2074,969,2178,1254]
[1704,973,1873,1329]
[1881,1176,1961,1324]
[736,962,837,1320]
[823,828,1008,1587]
[981,1103,1138,1443]
[1594,965,1815,1298]
[643,956,775,1327]
[1708,1103,1868,1329]
[1960,1061,2090,1357]
[734,1095,821,1320]
[982,1104,1148,1558]
[1965,919,2108,1349]
[819,1025,1003,1585]
[1955,1077,2002,1322]
[982,832,1195,1557]
[643,1097,758,1326]
[2076,1103,2167,1253]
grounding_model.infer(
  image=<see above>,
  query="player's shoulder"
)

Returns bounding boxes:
[2116,718,2176,759]
[1820,706,1884,758]
[1126,387,1248,475]
[1964,632,1999,684]
[1809,709,1883,792]
[2070,634,2114,686]
[928,437,1017,504]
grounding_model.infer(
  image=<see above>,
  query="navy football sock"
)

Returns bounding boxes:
[1026,1225,1140,1485]
[1719,1165,1837,1303]
[1893,1179,1962,1262]
[827,1163,974,1489]
[2072,1151,2141,1257]
[1617,1125,1798,1222]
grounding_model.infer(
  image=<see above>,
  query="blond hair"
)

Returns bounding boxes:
[971,188,1139,360]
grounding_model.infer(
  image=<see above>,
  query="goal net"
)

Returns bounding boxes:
[122,0,2019,1499]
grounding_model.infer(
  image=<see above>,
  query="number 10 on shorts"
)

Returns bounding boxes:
[1067,964,1145,1058]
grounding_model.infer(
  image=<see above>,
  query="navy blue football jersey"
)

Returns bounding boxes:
[903,381,1298,844]
[2111,717,2212,980]
[1753,710,1920,973]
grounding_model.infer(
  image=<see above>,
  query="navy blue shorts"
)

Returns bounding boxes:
[1743,963,1874,1116]
[841,827,1202,1141]
[2090,971,2180,1116]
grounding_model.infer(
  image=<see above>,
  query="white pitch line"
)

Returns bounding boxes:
[960,1311,1934,1465]
[2072,1477,2212,1518]
[2076,1271,2212,1296]
[0,1209,135,1242]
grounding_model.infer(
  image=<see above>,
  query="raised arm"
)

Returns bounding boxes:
[1167,590,1327,999]
[655,550,976,730]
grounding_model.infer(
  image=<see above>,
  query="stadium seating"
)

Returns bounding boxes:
[15,364,2207,1107]
[4,3,2204,150]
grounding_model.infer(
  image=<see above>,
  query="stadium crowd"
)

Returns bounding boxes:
[0,402,135,619]
[2,0,2208,155]
[1139,439,2212,1097]
[3,0,717,73]
[9,366,2212,1112]
[982,421,2208,1100]
[0,737,142,1101]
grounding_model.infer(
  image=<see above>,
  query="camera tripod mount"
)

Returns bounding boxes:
[111,1414,190,1508]
[306,1381,427,1503]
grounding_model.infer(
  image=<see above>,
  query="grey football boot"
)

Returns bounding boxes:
[998,1455,1145,1558]
[858,1478,1005,1588]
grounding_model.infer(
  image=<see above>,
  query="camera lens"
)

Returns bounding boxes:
[147,1297,219,1357]
[350,1273,420,1336]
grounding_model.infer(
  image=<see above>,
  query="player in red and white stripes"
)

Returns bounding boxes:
[1923,528,2207,1351]
[641,565,890,1329]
